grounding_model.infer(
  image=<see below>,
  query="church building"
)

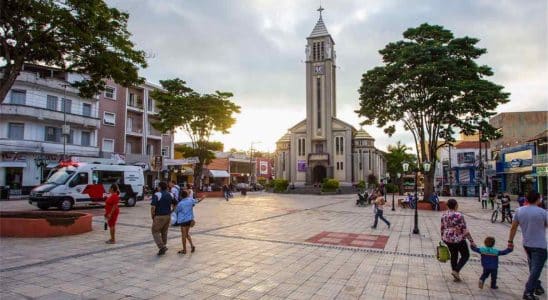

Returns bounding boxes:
[275,8,387,186]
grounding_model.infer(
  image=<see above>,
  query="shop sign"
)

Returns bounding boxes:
[2,152,60,161]
[538,166,548,176]
[259,161,269,175]
[510,159,522,168]
[297,160,307,172]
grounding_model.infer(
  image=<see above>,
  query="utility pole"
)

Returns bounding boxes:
[478,131,482,201]
[61,84,69,161]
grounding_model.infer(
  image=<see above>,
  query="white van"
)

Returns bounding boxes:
[29,162,144,210]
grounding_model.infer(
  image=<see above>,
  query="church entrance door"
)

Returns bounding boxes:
[312,165,327,185]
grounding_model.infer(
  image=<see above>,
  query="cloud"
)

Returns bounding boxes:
[108,0,547,152]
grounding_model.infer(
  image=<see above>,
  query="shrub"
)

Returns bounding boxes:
[356,180,366,189]
[272,179,289,193]
[386,183,399,193]
[322,178,339,192]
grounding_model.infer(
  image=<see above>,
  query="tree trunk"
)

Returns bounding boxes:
[0,62,22,103]
[423,167,435,201]
[193,162,204,193]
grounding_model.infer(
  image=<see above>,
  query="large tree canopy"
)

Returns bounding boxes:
[0,0,147,101]
[151,78,240,189]
[356,23,509,199]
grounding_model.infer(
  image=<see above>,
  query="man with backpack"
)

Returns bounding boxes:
[151,181,177,256]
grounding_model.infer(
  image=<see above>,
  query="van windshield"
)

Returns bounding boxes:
[45,167,76,185]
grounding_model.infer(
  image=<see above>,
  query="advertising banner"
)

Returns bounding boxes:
[297,160,307,172]
[259,161,269,175]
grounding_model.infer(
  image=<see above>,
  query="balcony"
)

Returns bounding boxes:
[16,72,83,96]
[533,153,548,166]
[0,103,100,128]
[126,128,143,137]
[146,127,162,139]
[0,139,99,157]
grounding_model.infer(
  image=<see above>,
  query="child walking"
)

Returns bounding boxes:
[471,236,513,289]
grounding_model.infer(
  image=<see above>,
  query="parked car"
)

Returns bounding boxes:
[251,183,264,191]
[236,183,249,191]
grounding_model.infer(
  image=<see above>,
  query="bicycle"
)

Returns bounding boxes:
[491,201,514,223]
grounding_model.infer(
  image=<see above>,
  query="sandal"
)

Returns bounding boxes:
[105,240,115,244]
[178,250,186,254]
[191,246,195,253]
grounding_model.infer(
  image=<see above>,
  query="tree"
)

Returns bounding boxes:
[0,0,147,102]
[357,23,509,200]
[385,141,417,194]
[151,78,240,190]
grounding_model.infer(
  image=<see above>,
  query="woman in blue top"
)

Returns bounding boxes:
[175,190,204,254]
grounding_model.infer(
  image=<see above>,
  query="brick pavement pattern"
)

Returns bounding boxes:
[0,193,544,299]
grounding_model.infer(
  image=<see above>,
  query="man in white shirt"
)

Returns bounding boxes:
[168,181,180,202]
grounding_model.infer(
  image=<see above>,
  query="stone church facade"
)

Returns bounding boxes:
[275,9,387,186]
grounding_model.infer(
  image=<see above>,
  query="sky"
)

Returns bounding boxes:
[109,0,547,153]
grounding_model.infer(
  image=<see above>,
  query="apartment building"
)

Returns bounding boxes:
[97,81,174,188]
[0,64,100,194]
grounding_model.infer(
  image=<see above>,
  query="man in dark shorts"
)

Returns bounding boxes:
[151,181,177,255]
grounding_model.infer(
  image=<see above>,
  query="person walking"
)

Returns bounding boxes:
[489,192,496,210]
[508,191,547,300]
[371,191,390,229]
[471,236,513,289]
[169,181,180,202]
[151,181,177,256]
[501,192,512,222]
[104,184,120,244]
[174,190,204,254]
[481,191,488,209]
[441,199,476,282]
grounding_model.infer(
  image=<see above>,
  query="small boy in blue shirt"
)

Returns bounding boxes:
[471,236,513,289]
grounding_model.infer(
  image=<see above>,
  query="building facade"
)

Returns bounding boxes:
[0,64,174,194]
[489,111,547,195]
[0,65,101,194]
[275,9,386,186]
[97,81,174,188]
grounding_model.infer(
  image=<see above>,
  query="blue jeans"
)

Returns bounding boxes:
[524,247,547,295]
[373,209,390,228]
[480,268,498,287]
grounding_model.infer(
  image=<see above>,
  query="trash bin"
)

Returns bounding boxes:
[241,188,247,196]
[0,186,9,200]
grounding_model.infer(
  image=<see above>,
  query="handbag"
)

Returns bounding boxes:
[437,241,450,263]
[170,211,178,225]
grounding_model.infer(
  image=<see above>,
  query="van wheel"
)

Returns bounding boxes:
[59,198,73,211]
[125,196,136,207]
[37,203,50,210]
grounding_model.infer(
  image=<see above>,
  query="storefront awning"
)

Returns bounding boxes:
[209,170,230,178]
[0,162,27,168]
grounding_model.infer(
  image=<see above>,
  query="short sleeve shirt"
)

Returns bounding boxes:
[514,205,547,249]
[151,191,176,215]
[176,197,198,223]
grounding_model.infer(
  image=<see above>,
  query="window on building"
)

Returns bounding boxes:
[282,152,286,172]
[81,131,91,146]
[67,129,74,144]
[46,95,58,110]
[8,123,24,140]
[358,150,363,170]
[161,146,169,157]
[336,162,339,170]
[147,97,154,112]
[312,43,317,61]
[126,142,132,154]
[316,77,321,129]
[61,98,72,113]
[127,117,133,132]
[103,112,116,126]
[315,143,323,153]
[320,41,325,60]
[128,93,135,107]
[10,90,26,105]
[146,144,154,155]
[340,161,343,170]
[298,138,306,156]
[104,86,116,99]
[102,139,114,152]
[340,137,344,154]
[369,150,372,170]
[45,126,62,142]
[82,103,91,117]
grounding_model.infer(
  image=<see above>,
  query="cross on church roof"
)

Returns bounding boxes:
[317,6,324,17]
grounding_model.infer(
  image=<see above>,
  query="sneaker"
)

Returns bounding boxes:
[523,294,539,300]
[491,286,498,290]
[157,247,167,256]
[371,226,376,229]
[534,287,545,296]
[478,280,484,289]
[451,271,461,282]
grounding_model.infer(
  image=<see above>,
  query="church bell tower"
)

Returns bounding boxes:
[305,6,336,155]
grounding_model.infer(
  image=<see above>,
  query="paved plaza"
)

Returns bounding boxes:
[0,193,544,299]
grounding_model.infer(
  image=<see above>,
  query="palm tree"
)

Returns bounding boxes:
[386,141,417,194]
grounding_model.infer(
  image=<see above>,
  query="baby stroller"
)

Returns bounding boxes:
[356,191,369,206]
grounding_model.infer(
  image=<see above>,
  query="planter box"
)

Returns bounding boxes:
[417,201,447,211]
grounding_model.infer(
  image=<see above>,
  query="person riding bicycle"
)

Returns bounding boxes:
[501,193,512,222]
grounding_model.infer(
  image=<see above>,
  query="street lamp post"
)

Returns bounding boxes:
[403,161,431,235]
